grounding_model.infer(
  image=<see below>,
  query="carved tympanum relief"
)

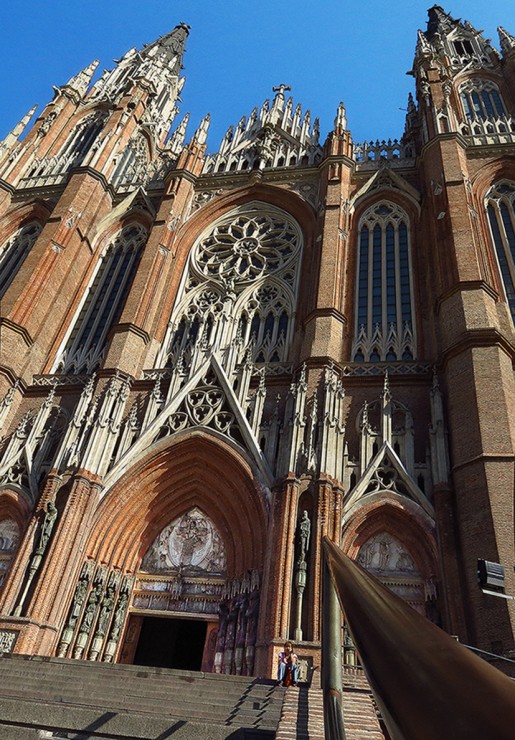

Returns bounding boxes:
[358,532,416,575]
[141,508,226,574]
[357,531,426,613]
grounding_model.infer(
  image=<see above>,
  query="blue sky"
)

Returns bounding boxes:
[0,1,513,151]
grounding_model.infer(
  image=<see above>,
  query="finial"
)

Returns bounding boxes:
[334,101,347,132]
[416,29,433,57]
[272,83,292,98]
[383,370,391,401]
[193,113,210,144]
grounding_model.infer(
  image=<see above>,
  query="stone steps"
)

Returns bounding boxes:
[0,654,284,739]
[0,655,387,739]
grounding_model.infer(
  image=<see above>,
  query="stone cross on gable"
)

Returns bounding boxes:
[272,84,292,97]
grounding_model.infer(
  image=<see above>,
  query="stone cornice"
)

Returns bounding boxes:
[0,178,15,195]
[0,317,33,347]
[440,327,515,365]
[303,307,347,326]
[435,280,501,313]
[107,322,151,346]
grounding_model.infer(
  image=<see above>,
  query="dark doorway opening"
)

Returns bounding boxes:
[133,616,207,671]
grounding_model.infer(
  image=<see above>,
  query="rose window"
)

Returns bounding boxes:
[195,213,301,283]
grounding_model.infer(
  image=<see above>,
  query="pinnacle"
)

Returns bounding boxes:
[498,26,515,54]
[426,5,460,41]
[139,22,190,76]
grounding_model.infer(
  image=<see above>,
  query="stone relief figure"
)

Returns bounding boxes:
[110,592,129,641]
[176,512,209,565]
[81,582,103,634]
[96,586,115,636]
[358,533,416,575]
[141,507,226,574]
[297,510,311,564]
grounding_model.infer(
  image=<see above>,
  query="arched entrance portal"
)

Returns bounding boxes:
[123,507,226,671]
[74,432,268,674]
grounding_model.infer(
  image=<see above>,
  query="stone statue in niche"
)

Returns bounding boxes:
[357,532,417,575]
[141,507,226,574]
[296,510,311,564]
[36,501,58,556]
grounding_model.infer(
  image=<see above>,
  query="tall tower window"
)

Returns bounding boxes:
[59,112,106,170]
[352,202,415,362]
[459,80,506,122]
[158,203,303,369]
[0,222,42,299]
[55,224,147,374]
[486,181,515,324]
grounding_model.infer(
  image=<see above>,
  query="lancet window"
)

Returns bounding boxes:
[59,112,107,170]
[485,181,515,324]
[352,202,415,362]
[0,222,42,299]
[55,224,147,374]
[459,80,506,122]
[158,203,303,369]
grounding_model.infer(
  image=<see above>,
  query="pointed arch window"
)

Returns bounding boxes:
[459,80,507,122]
[158,204,303,368]
[485,181,515,324]
[0,222,42,299]
[352,202,416,362]
[60,112,107,170]
[55,224,147,374]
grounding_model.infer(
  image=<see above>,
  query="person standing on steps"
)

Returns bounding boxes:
[277,641,298,686]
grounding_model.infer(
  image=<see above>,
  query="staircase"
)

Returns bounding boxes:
[0,655,386,739]
[0,654,284,739]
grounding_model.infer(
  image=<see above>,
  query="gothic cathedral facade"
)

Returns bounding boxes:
[0,6,514,679]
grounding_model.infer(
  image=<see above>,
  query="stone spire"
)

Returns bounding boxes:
[192,113,210,145]
[167,112,190,155]
[425,5,459,41]
[0,105,37,152]
[415,6,497,78]
[89,23,190,146]
[62,59,99,97]
[498,26,515,56]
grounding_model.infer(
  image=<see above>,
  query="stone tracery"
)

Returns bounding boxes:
[158,203,302,370]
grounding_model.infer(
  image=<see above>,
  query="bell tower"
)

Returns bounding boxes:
[408,6,515,654]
